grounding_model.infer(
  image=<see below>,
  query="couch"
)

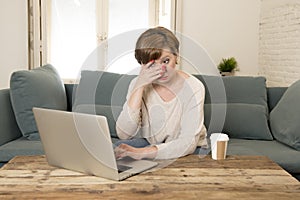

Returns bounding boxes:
[0,65,299,181]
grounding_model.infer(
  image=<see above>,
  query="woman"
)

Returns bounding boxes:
[115,27,207,160]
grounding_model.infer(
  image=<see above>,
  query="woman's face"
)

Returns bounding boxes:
[153,50,177,84]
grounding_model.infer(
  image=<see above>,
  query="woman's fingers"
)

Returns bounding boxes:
[137,61,165,87]
[114,144,132,159]
[148,69,162,79]
[114,144,144,160]
[148,65,164,79]
[115,146,127,159]
[141,60,154,70]
[146,60,155,68]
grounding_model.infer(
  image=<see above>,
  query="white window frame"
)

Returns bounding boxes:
[28,0,47,69]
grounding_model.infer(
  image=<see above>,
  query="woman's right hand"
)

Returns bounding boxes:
[128,60,163,110]
[135,60,163,89]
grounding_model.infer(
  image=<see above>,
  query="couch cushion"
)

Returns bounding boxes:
[73,104,123,138]
[227,138,300,174]
[0,137,44,162]
[10,64,67,139]
[194,75,273,140]
[73,71,136,138]
[204,104,271,140]
[0,89,22,146]
[73,70,136,107]
[270,80,300,150]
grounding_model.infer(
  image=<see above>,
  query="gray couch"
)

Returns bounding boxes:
[0,65,299,181]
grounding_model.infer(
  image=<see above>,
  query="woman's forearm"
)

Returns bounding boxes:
[116,80,144,140]
[128,85,145,110]
[115,144,158,160]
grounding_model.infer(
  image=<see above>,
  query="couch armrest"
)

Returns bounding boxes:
[0,89,22,146]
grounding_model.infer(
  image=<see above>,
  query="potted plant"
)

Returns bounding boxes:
[218,57,238,76]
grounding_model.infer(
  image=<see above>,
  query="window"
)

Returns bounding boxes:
[46,0,177,81]
[47,0,97,80]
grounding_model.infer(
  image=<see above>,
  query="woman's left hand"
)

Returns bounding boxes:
[114,143,157,160]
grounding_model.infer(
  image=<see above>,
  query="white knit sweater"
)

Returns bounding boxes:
[116,75,207,160]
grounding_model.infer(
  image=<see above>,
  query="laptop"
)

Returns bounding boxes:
[33,107,158,181]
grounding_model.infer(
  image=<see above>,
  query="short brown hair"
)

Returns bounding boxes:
[135,27,179,64]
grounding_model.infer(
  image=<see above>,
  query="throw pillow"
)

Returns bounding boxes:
[194,75,273,140]
[270,80,300,150]
[10,64,67,139]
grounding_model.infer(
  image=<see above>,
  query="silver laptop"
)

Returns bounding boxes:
[33,107,157,181]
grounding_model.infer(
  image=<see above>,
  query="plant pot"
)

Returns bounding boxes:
[220,71,235,76]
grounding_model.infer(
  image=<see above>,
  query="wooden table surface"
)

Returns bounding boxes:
[0,155,299,199]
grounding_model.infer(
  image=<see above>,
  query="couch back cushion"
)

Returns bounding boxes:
[270,80,300,150]
[74,104,123,138]
[10,64,67,139]
[73,70,136,107]
[194,75,273,140]
[74,71,273,140]
[73,71,136,137]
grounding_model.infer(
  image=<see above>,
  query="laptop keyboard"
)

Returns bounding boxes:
[117,164,132,173]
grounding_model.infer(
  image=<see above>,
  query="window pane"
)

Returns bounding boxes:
[49,0,97,79]
[108,0,149,38]
[159,0,172,28]
[48,0,174,77]
[107,0,173,74]
[106,0,150,74]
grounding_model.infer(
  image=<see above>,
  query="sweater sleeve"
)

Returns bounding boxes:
[155,81,207,160]
[116,78,142,139]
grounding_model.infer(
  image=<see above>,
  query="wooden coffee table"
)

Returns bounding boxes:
[0,155,299,199]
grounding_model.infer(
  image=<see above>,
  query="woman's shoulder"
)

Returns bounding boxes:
[177,70,190,79]
[178,70,203,84]
[178,71,205,93]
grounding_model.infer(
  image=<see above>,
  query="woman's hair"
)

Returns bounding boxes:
[135,27,179,64]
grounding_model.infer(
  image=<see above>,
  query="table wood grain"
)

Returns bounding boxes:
[0,155,299,199]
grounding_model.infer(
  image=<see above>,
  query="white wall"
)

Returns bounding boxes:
[179,0,261,76]
[0,0,28,89]
[259,0,300,87]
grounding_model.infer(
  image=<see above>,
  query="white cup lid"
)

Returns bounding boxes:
[210,133,229,141]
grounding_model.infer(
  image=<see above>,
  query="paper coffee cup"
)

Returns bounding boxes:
[210,133,229,160]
